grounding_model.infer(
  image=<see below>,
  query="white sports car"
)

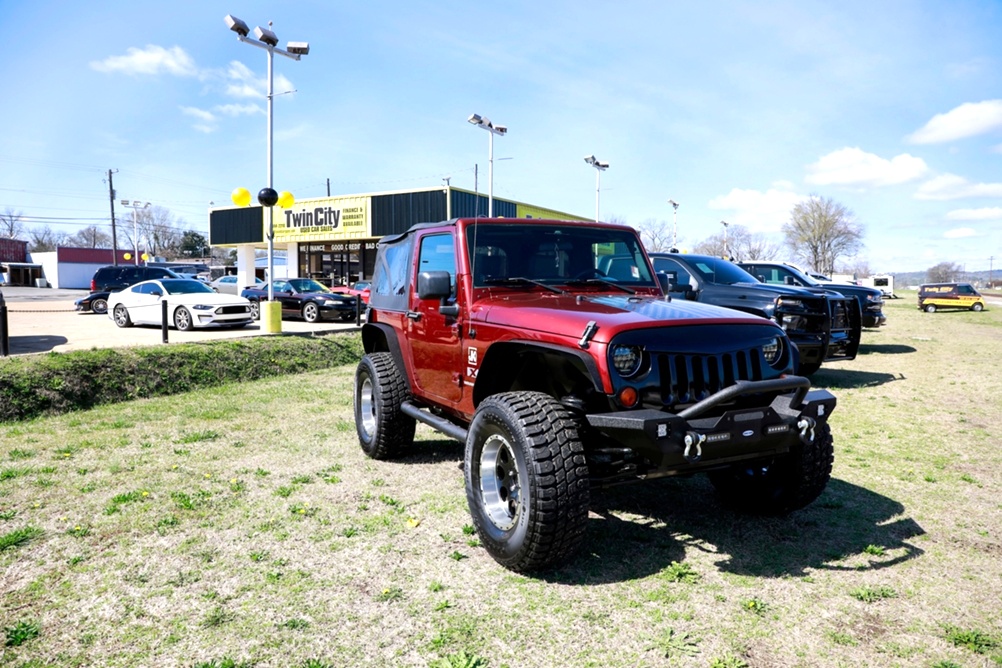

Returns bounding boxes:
[107,278,253,331]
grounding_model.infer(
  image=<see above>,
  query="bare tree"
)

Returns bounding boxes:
[636,218,677,252]
[1,207,25,239]
[27,226,70,252]
[121,205,183,259]
[783,195,863,276]
[927,262,961,283]
[692,224,781,260]
[68,225,112,249]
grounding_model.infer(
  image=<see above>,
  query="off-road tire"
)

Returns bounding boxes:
[708,421,834,514]
[797,361,822,376]
[465,391,590,572]
[354,352,415,459]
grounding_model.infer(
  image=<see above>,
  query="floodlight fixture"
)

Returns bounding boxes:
[584,155,610,220]
[468,112,508,216]
[225,14,250,36]
[254,25,279,46]
[286,41,310,55]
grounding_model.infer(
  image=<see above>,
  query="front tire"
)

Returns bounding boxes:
[925,304,937,313]
[971,303,984,312]
[354,352,416,459]
[303,302,320,323]
[249,301,260,320]
[113,304,132,328]
[797,361,822,376]
[91,298,108,315]
[708,422,834,514]
[174,307,193,331]
[465,392,590,572]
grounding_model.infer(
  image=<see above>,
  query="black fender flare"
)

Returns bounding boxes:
[472,340,604,407]
[361,323,410,392]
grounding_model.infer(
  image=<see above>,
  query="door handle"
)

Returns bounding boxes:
[406,311,421,321]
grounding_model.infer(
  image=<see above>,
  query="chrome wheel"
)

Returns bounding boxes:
[303,302,319,322]
[92,298,108,315]
[250,301,260,320]
[174,307,193,331]
[359,375,376,440]
[478,433,522,531]
[113,305,131,327]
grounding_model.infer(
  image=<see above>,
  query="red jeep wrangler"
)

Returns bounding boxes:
[355,218,836,571]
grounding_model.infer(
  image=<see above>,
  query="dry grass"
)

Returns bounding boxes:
[1,294,1000,667]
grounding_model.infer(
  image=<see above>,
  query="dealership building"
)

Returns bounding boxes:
[208,185,585,289]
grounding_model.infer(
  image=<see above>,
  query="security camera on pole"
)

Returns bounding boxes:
[224,13,309,334]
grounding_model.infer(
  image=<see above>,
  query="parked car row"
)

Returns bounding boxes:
[74,265,365,330]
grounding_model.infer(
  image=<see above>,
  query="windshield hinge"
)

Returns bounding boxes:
[578,320,598,349]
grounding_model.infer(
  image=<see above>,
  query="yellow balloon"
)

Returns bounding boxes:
[231,187,252,207]
[277,191,295,208]
[123,253,132,260]
[141,253,149,261]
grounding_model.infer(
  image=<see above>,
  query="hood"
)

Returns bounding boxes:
[731,281,825,298]
[474,292,768,344]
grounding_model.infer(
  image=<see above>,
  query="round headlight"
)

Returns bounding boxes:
[611,344,644,378]
[762,336,784,366]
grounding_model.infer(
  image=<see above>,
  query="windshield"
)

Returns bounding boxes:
[654,255,760,286]
[465,223,655,288]
[164,279,215,295]
[287,278,330,293]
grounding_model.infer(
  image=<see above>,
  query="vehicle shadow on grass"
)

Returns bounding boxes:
[543,476,925,585]
[811,368,901,390]
[857,343,918,355]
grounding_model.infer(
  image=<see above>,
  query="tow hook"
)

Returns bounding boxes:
[683,432,705,463]
[797,417,816,444]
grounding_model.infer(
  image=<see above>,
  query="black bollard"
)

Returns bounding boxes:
[0,292,8,357]
[161,299,169,344]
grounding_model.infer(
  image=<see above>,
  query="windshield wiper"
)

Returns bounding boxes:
[483,277,565,294]
[563,278,636,294]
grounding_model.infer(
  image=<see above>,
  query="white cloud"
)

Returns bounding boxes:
[224,61,294,99]
[707,187,806,233]
[945,207,1002,221]
[915,174,1002,200]
[943,227,977,239]
[907,100,1002,144]
[90,45,197,77]
[215,103,263,117]
[805,147,928,187]
[180,106,216,133]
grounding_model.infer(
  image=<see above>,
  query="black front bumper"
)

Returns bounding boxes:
[586,376,835,475]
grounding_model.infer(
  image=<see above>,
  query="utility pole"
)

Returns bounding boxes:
[990,256,995,288]
[326,178,330,197]
[106,169,119,265]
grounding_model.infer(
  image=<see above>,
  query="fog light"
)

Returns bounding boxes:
[618,386,639,408]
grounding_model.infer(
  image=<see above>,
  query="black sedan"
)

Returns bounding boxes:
[240,278,359,322]
[74,291,112,315]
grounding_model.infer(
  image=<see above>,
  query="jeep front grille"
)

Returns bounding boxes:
[657,349,764,406]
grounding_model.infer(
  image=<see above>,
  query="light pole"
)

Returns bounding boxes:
[584,155,609,222]
[225,14,308,333]
[668,199,680,251]
[121,200,150,265]
[468,114,507,217]
[443,176,452,219]
[720,220,729,258]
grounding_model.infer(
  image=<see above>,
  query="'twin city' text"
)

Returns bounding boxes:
[282,206,365,234]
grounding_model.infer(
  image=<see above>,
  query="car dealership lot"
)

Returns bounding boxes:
[1,286,360,356]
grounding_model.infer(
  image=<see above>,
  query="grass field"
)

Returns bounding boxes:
[2,294,1000,667]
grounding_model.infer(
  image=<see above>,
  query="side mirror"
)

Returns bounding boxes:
[150,289,163,297]
[418,270,459,317]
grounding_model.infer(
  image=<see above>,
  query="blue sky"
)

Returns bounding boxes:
[2,0,1000,273]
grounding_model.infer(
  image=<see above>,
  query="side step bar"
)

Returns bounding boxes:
[400,401,468,443]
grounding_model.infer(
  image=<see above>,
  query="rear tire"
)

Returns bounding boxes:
[971,303,984,312]
[113,304,132,328]
[708,422,834,514]
[465,392,590,572]
[354,352,416,459]
[925,304,937,313]
[91,298,108,315]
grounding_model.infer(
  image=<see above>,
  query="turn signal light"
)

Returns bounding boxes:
[618,386,639,408]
